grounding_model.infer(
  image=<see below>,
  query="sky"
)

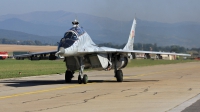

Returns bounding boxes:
[0,0,200,23]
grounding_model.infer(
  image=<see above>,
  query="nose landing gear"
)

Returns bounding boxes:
[78,57,88,84]
[78,74,88,84]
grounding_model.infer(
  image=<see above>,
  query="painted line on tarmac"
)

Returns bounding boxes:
[0,84,91,100]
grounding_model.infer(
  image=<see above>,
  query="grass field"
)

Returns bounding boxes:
[0,59,194,79]
[127,59,194,67]
[0,59,66,79]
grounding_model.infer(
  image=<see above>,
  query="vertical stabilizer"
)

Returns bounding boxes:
[123,18,136,50]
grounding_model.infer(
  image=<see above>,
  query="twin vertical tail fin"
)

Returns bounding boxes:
[123,18,136,51]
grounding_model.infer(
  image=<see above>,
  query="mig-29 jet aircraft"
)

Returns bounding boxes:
[15,19,191,84]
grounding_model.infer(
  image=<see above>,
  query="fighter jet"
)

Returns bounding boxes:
[15,19,191,84]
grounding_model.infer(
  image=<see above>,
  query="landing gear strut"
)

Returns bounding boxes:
[78,75,82,84]
[77,57,88,84]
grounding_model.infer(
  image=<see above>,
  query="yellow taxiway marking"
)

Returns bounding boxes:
[0,84,91,100]
[0,66,198,100]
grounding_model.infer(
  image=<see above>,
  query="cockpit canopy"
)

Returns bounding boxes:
[70,26,85,36]
[64,31,78,40]
[59,20,85,48]
[59,21,86,49]
[59,31,78,48]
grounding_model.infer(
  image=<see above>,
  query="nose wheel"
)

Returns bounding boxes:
[76,57,88,84]
[83,74,88,84]
[78,74,88,84]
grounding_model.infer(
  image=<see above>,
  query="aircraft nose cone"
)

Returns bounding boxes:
[56,47,65,56]
[59,47,65,54]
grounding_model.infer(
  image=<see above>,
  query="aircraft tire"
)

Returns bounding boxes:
[78,75,82,84]
[65,71,72,83]
[82,74,88,84]
[116,70,123,82]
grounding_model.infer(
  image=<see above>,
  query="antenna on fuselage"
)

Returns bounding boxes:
[134,13,137,19]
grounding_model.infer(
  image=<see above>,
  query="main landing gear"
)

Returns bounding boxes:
[115,70,123,82]
[65,55,124,84]
[114,55,123,82]
[65,70,74,83]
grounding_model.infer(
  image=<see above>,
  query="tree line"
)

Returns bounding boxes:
[98,42,199,53]
[0,38,48,45]
[1,38,199,53]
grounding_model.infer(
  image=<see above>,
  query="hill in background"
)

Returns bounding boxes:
[0,29,59,44]
[0,11,200,48]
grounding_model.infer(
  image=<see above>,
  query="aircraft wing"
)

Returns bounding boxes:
[14,50,57,60]
[122,49,191,56]
[78,46,191,56]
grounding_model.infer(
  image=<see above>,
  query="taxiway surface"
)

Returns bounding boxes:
[0,62,200,112]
